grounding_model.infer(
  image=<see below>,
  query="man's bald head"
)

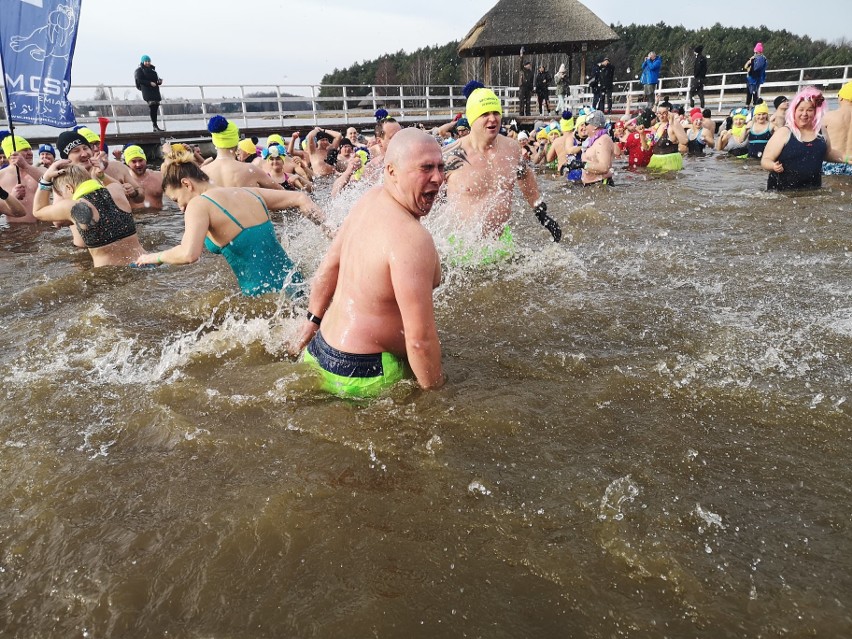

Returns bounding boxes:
[385,128,440,168]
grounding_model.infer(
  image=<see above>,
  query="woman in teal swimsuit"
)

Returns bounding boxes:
[134,145,329,297]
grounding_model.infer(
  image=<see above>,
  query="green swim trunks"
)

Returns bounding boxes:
[304,330,407,398]
[448,225,515,267]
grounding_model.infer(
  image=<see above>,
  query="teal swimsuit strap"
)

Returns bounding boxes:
[200,193,245,230]
[241,188,271,220]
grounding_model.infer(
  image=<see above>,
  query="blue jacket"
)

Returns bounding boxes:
[640,56,662,86]
[746,54,767,85]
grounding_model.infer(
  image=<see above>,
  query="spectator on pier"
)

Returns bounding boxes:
[555,63,570,113]
[202,116,285,190]
[691,45,708,109]
[761,86,850,190]
[134,55,164,132]
[743,43,767,108]
[821,81,852,175]
[518,58,534,116]
[640,52,662,109]
[535,65,553,115]
[595,58,614,114]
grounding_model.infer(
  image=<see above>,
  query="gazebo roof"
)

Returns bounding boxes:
[458,0,619,57]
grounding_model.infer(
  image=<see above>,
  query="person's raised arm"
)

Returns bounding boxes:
[668,116,688,145]
[307,127,321,154]
[327,128,342,151]
[252,187,331,236]
[389,230,445,390]
[32,160,74,223]
[134,200,210,266]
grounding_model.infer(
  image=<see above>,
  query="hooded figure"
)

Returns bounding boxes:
[134,55,164,131]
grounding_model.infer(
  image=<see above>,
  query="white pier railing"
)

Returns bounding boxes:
[2,64,850,138]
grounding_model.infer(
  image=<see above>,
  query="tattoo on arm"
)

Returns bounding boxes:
[443,146,470,174]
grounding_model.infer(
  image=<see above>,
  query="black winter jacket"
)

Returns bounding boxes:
[134,64,162,102]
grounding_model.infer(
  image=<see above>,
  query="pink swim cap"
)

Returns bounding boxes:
[754,42,763,53]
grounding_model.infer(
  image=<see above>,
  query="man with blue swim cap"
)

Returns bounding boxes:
[442,84,562,245]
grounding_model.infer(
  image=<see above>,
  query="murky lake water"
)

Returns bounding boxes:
[1,155,850,637]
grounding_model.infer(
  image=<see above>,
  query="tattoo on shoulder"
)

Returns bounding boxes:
[443,146,470,174]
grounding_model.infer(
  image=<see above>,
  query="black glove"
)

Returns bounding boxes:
[534,201,561,243]
[0,185,7,201]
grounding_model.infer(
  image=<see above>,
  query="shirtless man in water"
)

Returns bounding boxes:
[295,128,445,397]
[823,81,852,174]
[202,116,284,189]
[0,134,42,223]
[442,86,561,242]
[123,145,164,210]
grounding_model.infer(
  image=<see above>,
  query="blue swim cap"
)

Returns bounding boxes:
[141,55,151,63]
[38,143,56,156]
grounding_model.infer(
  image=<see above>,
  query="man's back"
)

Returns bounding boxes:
[203,155,279,189]
[824,105,852,158]
[322,186,440,356]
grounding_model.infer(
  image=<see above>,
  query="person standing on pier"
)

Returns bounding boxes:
[744,43,767,108]
[640,51,662,109]
[135,55,164,132]
[518,58,534,117]
[691,45,708,109]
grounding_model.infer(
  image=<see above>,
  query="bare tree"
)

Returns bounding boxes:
[408,54,434,107]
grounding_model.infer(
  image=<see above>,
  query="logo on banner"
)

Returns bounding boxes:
[1,0,81,127]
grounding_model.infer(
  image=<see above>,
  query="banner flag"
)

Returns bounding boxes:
[0,0,82,128]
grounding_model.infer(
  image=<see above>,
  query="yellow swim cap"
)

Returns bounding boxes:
[575,115,588,128]
[77,127,100,144]
[267,134,285,147]
[122,145,146,163]
[1,134,31,157]
[211,121,239,149]
[238,138,257,156]
[560,117,575,132]
[536,128,549,141]
[753,102,769,115]
[465,87,502,126]
[838,81,852,102]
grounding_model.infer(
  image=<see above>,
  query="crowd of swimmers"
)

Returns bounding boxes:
[0,78,850,398]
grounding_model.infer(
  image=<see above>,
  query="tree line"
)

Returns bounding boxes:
[318,22,852,93]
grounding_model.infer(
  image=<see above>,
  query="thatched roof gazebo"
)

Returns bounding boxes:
[458,0,619,85]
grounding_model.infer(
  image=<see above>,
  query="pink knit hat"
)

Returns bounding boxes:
[754,42,763,53]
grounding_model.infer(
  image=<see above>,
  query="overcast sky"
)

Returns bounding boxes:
[68,0,851,90]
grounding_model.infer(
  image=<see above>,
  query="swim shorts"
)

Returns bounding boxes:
[448,225,515,267]
[822,161,852,176]
[647,152,683,171]
[303,330,406,398]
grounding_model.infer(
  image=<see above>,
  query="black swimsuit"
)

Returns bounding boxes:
[73,187,136,248]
